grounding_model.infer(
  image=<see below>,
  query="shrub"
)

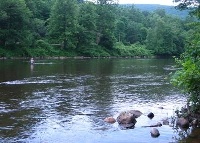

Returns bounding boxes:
[171,28,200,111]
[114,42,152,57]
[81,45,110,57]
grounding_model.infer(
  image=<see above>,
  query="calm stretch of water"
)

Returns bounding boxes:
[0,59,189,143]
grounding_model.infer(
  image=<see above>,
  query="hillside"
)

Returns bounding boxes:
[123,4,189,19]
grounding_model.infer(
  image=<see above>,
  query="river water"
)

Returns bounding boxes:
[0,58,196,143]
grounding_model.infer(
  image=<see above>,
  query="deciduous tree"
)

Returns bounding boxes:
[172,0,200,110]
[0,0,31,48]
[48,0,78,49]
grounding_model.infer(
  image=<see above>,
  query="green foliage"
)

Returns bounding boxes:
[76,2,97,53]
[0,0,196,57]
[114,42,152,57]
[81,45,110,57]
[96,3,117,50]
[25,0,51,20]
[48,0,78,49]
[0,0,32,48]
[26,40,60,57]
[146,12,186,56]
[0,47,29,57]
[0,48,8,57]
[175,0,200,18]
[171,23,200,110]
[171,0,200,111]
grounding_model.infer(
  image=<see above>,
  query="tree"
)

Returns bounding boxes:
[48,0,78,49]
[172,0,200,110]
[146,14,166,55]
[24,0,53,47]
[77,0,84,3]
[0,0,192,57]
[76,2,98,55]
[146,11,186,56]
[175,0,200,18]
[115,19,126,42]
[171,25,200,109]
[96,0,118,4]
[0,0,31,48]
[25,0,52,20]
[95,1,117,50]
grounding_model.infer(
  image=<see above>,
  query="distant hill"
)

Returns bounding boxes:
[122,4,190,19]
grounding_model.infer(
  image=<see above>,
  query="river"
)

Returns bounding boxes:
[0,58,197,143]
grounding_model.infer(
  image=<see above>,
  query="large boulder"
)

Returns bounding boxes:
[150,128,160,137]
[176,117,189,129]
[117,111,137,128]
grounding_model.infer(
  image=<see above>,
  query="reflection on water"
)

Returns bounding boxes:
[0,59,198,143]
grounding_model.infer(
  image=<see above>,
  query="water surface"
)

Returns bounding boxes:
[0,59,193,143]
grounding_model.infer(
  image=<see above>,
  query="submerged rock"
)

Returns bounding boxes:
[162,119,169,125]
[142,122,162,127]
[128,110,143,118]
[158,107,164,109]
[104,117,116,124]
[150,128,160,137]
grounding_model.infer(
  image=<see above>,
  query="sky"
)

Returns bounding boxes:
[119,0,176,6]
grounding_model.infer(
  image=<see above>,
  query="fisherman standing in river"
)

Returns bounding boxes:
[30,58,34,64]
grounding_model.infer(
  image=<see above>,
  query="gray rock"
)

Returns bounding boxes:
[150,128,160,137]
[128,110,143,118]
[142,122,162,127]
[156,122,162,127]
[191,119,198,127]
[162,119,169,125]
[158,107,164,109]
[104,117,116,124]
[147,112,154,119]
[117,111,137,128]
[176,117,189,129]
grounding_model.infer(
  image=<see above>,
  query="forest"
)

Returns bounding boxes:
[0,0,197,58]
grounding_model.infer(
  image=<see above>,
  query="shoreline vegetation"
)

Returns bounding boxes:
[0,55,159,60]
[0,1,197,60]
[0,55,172,60]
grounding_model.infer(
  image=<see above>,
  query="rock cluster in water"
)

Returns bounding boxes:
[104,107,193,138]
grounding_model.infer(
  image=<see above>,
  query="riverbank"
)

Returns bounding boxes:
[178,105,200,126]
[0,55,174,60]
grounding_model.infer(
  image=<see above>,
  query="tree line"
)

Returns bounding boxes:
[0,0,196,57]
